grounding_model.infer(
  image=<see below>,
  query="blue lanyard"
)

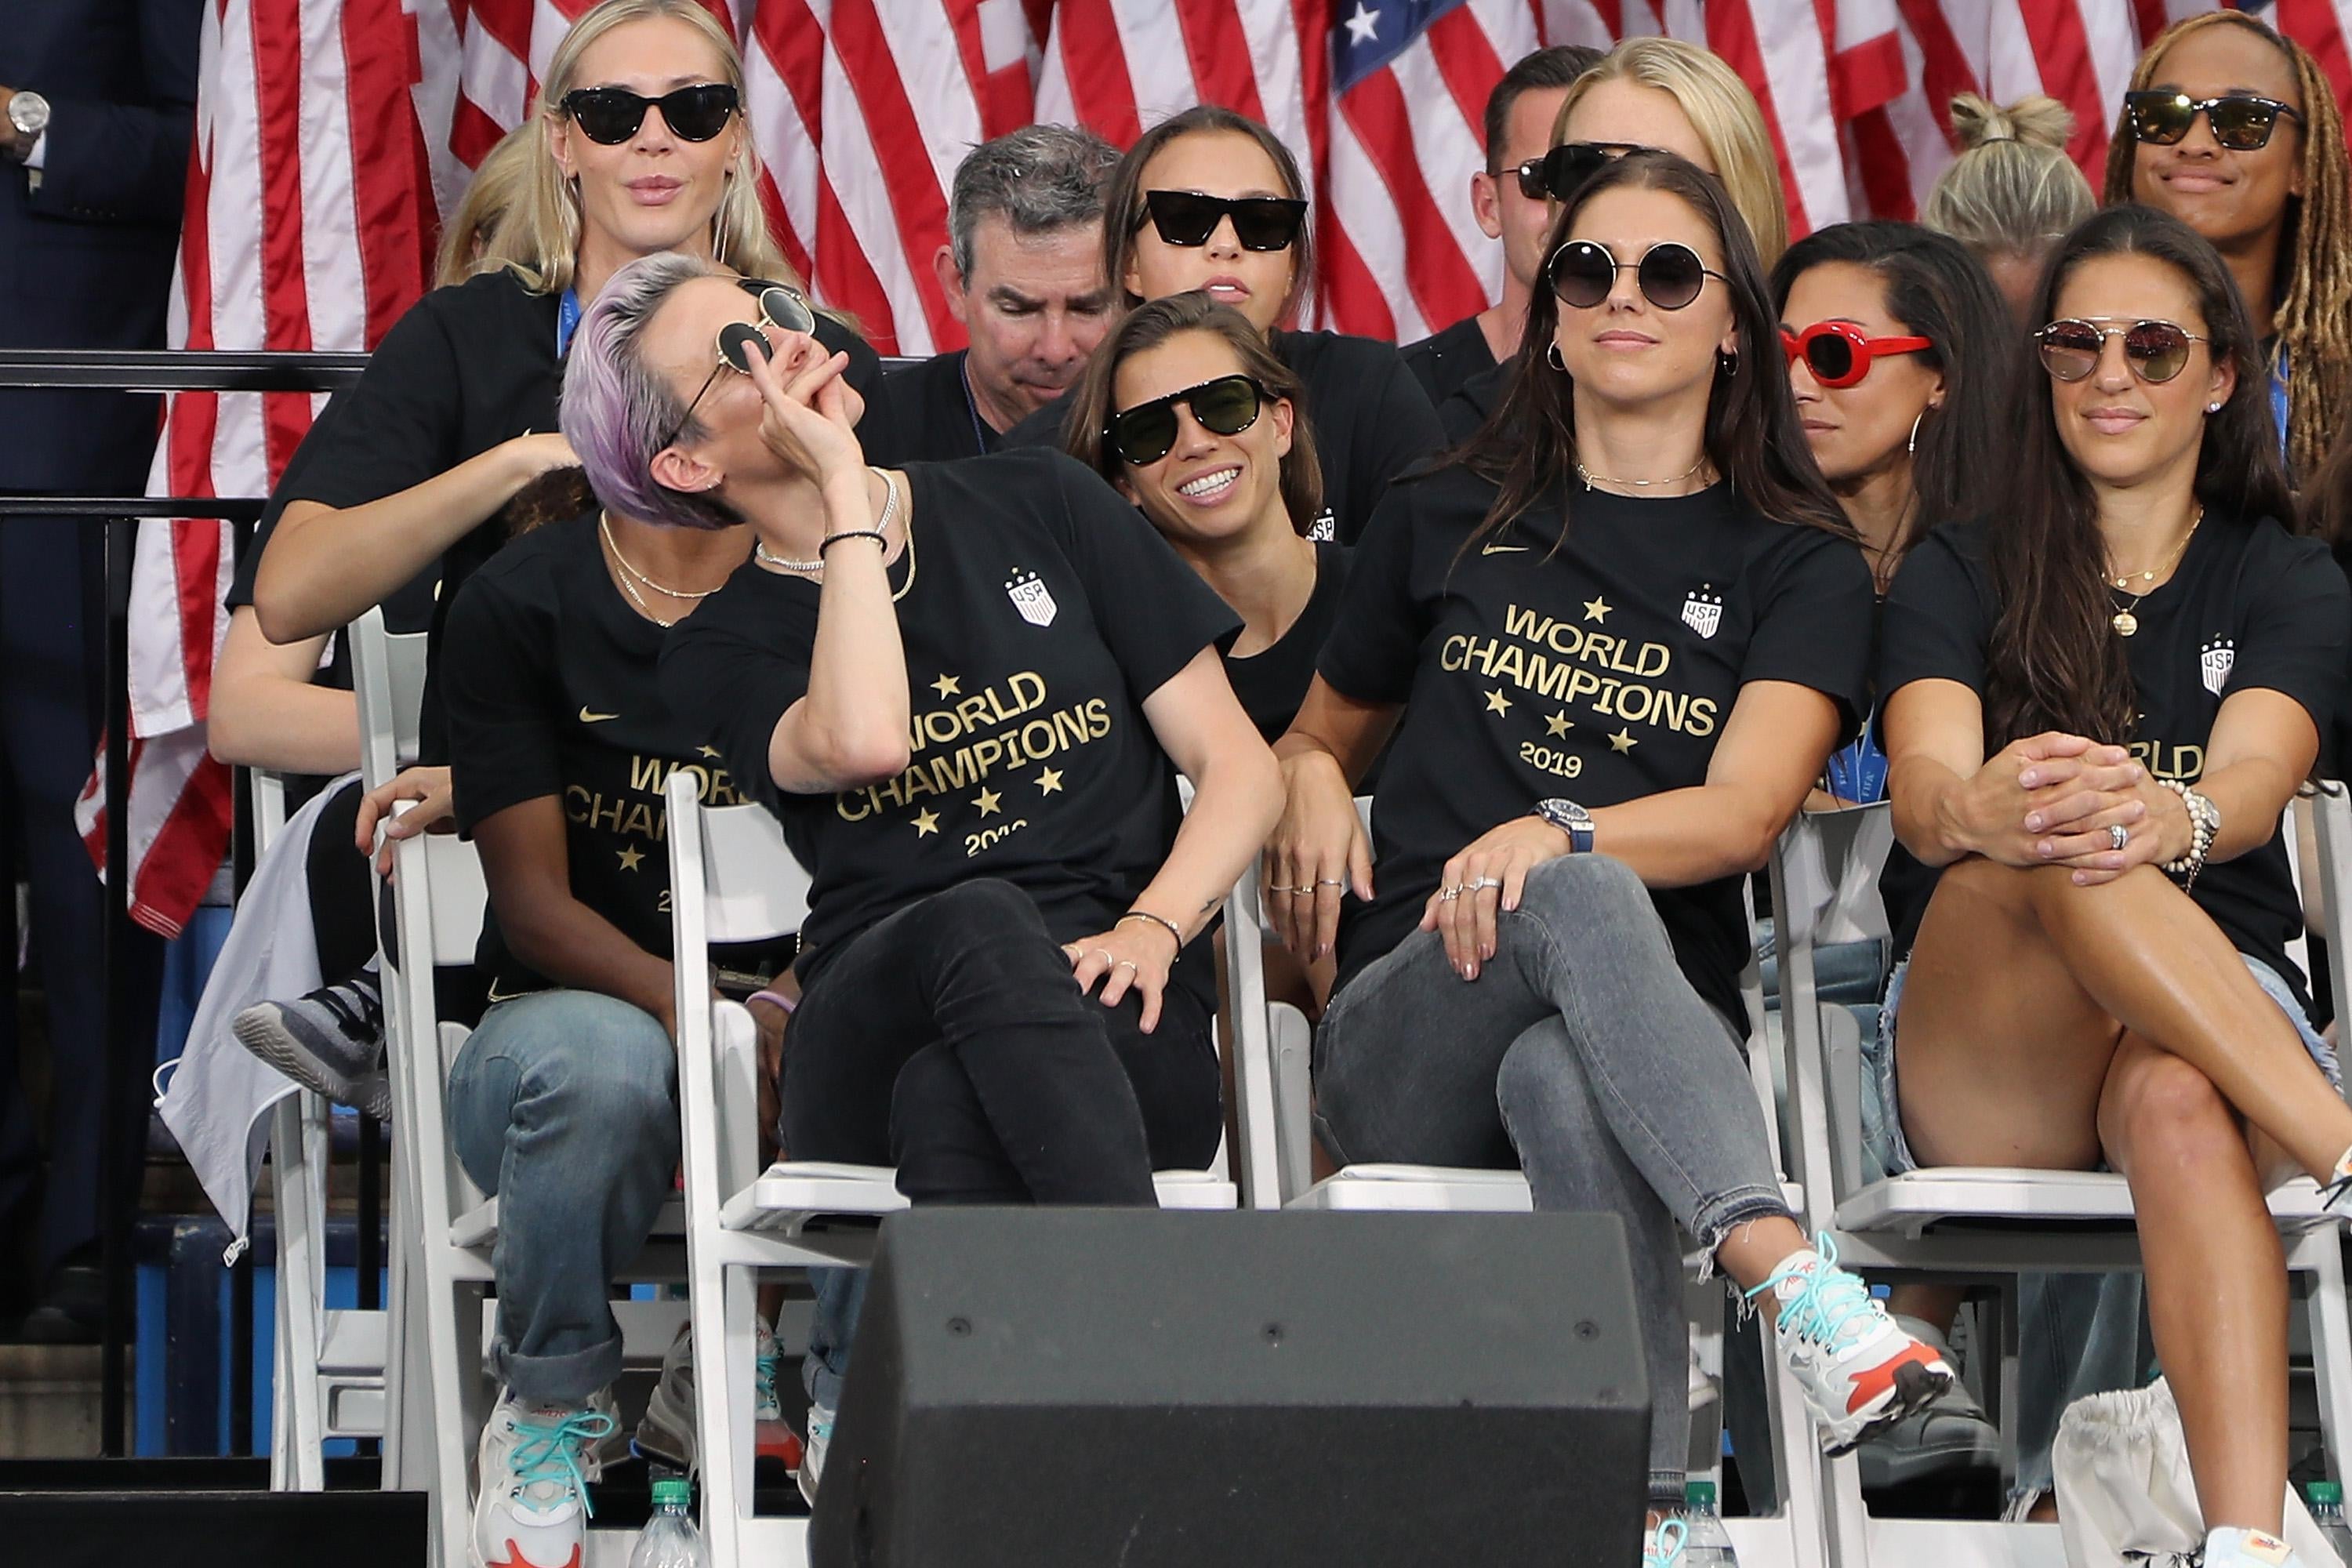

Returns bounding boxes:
[2272,348,2291,459]
[557,289,583,358]
[1824,713,1889,805]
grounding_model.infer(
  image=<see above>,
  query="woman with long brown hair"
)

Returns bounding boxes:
[1878,205,2352,1568]
[1265,150,1951,1562]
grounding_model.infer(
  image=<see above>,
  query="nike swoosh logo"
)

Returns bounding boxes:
[579,707,620,724]
[1480,542,1529,554]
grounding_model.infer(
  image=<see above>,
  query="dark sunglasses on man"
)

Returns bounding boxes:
[2123,89,2303,152]
[1513,140,1645,203]
[1106,373,1269,467]
[1138,190,1308,252]
[662,283,820,448]
[562,82,741,145]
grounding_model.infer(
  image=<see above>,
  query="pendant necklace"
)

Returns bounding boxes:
[2107,506,2202,638]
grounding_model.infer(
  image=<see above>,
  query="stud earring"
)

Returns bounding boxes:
[2206,401,2223,414]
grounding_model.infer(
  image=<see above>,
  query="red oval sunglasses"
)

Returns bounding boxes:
[1780,321,1931,389]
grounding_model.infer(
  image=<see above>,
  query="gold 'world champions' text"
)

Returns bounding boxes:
[1441,604,1722,738]
[836,670,1111,822]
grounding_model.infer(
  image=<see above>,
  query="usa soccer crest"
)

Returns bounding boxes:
[2200,636,2234,697]
[1005,568,1058,627]
[1682,585,1723,639]
[1306,508,1337,543]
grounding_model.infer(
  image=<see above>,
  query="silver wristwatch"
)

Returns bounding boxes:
[1535,797,1595,855]
[6,90,48,162]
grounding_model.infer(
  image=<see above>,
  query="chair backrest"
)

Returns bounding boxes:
[250,770,289,857]
[695,796,813,944]
[2307,781,2352,1041]
[348,606,431,790]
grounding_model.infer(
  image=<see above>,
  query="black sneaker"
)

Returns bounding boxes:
[232,967,393,1122]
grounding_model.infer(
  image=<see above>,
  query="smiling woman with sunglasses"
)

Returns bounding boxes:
[1265,151,1954,1562]
[1018,105,1440,547]
[2105,10,2352,478]
[247,0,890,723]
[1876,205,2352,1568]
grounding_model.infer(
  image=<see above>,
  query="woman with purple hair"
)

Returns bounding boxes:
[561,251,1280,1497]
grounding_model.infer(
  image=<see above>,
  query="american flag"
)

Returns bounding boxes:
[95,0,2347,934]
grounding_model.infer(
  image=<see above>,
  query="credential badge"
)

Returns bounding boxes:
[1005,568,1058,628]
[2200,635,2234,698]
[1682,585,1723,640]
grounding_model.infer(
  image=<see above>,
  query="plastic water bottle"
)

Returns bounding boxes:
[1680,1479,1740,1566]
[630,1477,709,1568]
[2310,1480,2352,1566]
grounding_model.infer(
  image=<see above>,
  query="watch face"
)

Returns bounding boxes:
[11,93,49,136]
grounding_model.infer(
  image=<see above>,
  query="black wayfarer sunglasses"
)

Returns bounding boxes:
[1107,373,1269,467]
[2123,89,2303,152]
[1513,141,1645,202]
[1138,190,1309,252]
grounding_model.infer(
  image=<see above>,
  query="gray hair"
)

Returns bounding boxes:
[949,124,1122,280]
[561,250,745,532]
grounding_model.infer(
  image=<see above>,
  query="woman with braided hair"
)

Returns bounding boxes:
[2105,9,2352,477]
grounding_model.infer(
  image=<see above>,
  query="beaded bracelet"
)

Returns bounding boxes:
[820,528,888,554]
[2157,779,2220,888]
[1117,909,1185,953]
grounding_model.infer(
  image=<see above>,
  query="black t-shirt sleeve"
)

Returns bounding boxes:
[268,296,464,518]
[2230,531,2352,734]
[1042,452,1241,702]
[1878,531,1994,700]
[1348,350,1445,529]
[1315,481,1422,705]
[1741,529,1876,740]
[440,566,564,833]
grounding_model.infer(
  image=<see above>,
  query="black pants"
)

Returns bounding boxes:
[303,778,376,980]
[784,879,1221,1204]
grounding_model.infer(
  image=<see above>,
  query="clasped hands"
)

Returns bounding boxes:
[1955,731,2191,885]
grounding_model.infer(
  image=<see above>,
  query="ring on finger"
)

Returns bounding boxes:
[1268,884,1301,895]
[1093,949,1116,966]
[1316,877,1345,888]
[2108,823,2129,851]
[1439,885,1464,902]
[1116,958,1139,972]
[1467,876,1503,892]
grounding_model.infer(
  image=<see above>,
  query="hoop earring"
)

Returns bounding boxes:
[1546,342,1566,372]
[1907,409,1925,456]
[1717,350,1739,378]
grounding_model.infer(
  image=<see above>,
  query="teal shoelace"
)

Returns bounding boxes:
[754,1347,780,1413]
[509,1410,618,1516]
[1643,1517,1687,1567]
[1744,1232,1875,1352]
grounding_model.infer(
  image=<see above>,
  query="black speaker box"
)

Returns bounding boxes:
[808,1207,1650,1566]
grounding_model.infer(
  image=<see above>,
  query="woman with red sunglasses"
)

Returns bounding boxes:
[1878,205,2352,1568]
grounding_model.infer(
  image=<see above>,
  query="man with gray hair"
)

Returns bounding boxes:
[880,123,1120,461]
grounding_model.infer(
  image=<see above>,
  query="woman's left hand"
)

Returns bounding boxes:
[1418,815,1573,980]
[1064,921,1181,1033]
[2053,774,2190,886]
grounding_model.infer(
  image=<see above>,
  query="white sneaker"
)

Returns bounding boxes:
[1748,1233,1953,1454]
[1642,1518,1686,1566]
[2205,1526,2303,1567]
[797,1399,834,1509]
[471,1388,619,1568]
[1687,1345,1719,1413]
[636,1316,797,1474]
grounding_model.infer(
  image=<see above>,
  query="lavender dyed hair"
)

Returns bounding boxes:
[561,250,744,531]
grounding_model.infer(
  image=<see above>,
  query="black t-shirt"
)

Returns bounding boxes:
[1439,359,1509,445]
[659,448,1241,989]
[1004,328,1445,546]
[439,513,786,1004]
[873,349,1003,463]
[1224,539,1352,741]
[1319,466,1875,1026]
[255,268,888,759]
[1879,515,2348,1004]
[1402,314,1498,411]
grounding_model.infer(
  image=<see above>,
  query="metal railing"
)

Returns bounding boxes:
[0,347,368,1461]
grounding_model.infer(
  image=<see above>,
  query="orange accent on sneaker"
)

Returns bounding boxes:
[2242,1530,2292,1563]
[487,1541,582,1568]
[1844,1338,1945,1415]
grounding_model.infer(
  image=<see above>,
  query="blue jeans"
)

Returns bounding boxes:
[1316,852,1794,1508]
[446,989,681,1404]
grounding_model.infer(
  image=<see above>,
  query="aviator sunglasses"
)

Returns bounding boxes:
[561,82,741,145]
[662,283,820,448]
[1139,191,1309,252]
[1548,239,1722,311]
[2034,317,2209,385]
[2123,89,2303,152]
[1780,321,1931,388]
[1512,140,1643,202]
[1107,373,1268,467]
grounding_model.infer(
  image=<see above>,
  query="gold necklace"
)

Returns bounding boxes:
[753,470,916,603]
[2108,506,2202,638]
[600,513,725,601]
[1573,453,1708,493]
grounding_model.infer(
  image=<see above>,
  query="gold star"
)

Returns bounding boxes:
[1035,767,1064,795]
[931,673,961,698]
[697,746,721,760]
[912,808,941,837]
[1583,597,1612,623]
[1609,728,1637,753]
[615,844,645,872]
[975,787,1004,817]
[1544,710,1573,737]
[1484,688,1512,717]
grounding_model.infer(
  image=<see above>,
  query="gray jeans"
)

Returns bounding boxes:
[1317,852,1793,1505]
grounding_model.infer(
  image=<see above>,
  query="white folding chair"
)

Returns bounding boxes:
[1221,798,1831,1568]
[1772,797,2352,1568]
[666,774,1248,1568]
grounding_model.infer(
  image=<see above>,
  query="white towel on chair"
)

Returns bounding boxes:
[156,773,358,1259]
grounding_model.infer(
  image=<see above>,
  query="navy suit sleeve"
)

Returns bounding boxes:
[27,0,200,228]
